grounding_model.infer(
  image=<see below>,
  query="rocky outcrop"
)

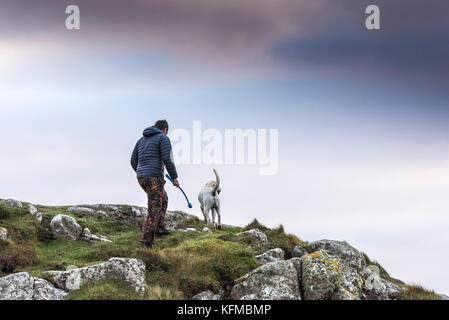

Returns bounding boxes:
[0,272,67,300]
[67,206,109,218]
[1,199,23,208]
[27,204,42,223]
[361,266,402,300]
[131,207,144,217]
[292,245,308,258]
[50,214,112,243]
[301,251,345,300]
[93,204,121,212]
[231,258,301,300]
[50,214,83,240]
[309,240,366,299]
[440,294,449,300]
[165,210,198,230]
[44,257,146,295]
[81,228,111,243]
[0,199,42,223]
[237,229,268,244]
[192,290,222,300]
[0,227,7,240]
[255,248,284,265]
[93,204,145,219]
[309,240,366,273]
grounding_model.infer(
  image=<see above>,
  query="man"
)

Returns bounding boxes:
[131,119,180,248]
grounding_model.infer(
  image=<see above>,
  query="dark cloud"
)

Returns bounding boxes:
[273,30,449,74]
[271,0,449,91]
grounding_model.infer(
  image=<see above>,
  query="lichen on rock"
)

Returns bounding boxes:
[231,259,301,300]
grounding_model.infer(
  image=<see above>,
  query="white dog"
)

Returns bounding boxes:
[198,169,221,228]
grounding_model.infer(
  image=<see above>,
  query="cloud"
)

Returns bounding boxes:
[0,0,325,62]
[272,30,449,77]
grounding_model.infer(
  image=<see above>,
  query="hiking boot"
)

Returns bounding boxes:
[140,241,155,249]
[156,226,171,235]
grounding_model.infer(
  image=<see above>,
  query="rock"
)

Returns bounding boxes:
[164,210,198,230]
[202,227,212,233]
[231,259,301,300]
[50,214,83,240]
[131,207,143,217]
[301,251,344,300]
[44,257,146,295]
[309,240,366,272]
[192,290,222,300]
[0,227,7,240]
[67,206,110,218]
[439,294,449,300]
[178,228,198,232]
[94,210,110,218]
[237,229,268,244]
[82,228,111,243]
[27,204,43,223]
[361,266,402,300]
[309,240,366,299]
[255,248,284,265]
[1,199,23,208]
[93,204,120,212]
[292,246,308,258]
[67,206,94,213]
[0,272,67,300]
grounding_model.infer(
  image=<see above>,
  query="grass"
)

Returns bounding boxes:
[224,219,309,258]
[265,225,309,259]
[65,279,185,300]
[0,203,40,273]
[397,284,442,300]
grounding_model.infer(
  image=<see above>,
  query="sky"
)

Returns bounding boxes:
[1,0,449,294]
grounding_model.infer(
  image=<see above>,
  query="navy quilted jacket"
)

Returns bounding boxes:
[130,126,178,179]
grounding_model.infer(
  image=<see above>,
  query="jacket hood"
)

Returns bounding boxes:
[143,126,163,137]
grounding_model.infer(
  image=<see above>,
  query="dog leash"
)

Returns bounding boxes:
[165,174,193,208]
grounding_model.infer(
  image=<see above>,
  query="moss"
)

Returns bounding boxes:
[397,284,442,300]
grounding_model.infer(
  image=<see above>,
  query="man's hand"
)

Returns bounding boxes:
[173,179,180,187]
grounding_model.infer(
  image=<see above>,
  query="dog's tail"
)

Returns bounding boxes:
[212,169,220,196]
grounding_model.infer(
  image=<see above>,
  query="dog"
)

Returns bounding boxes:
[198,169,222,229]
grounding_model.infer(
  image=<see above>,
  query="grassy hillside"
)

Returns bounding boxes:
[0,202,441,300]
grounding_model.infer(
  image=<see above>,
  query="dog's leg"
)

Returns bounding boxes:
[200,205,207,223]
[211,207,217,229]
[204,203,213,226]
[215,206,222,229]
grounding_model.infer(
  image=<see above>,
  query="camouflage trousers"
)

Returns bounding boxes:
[138,177,168,244]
